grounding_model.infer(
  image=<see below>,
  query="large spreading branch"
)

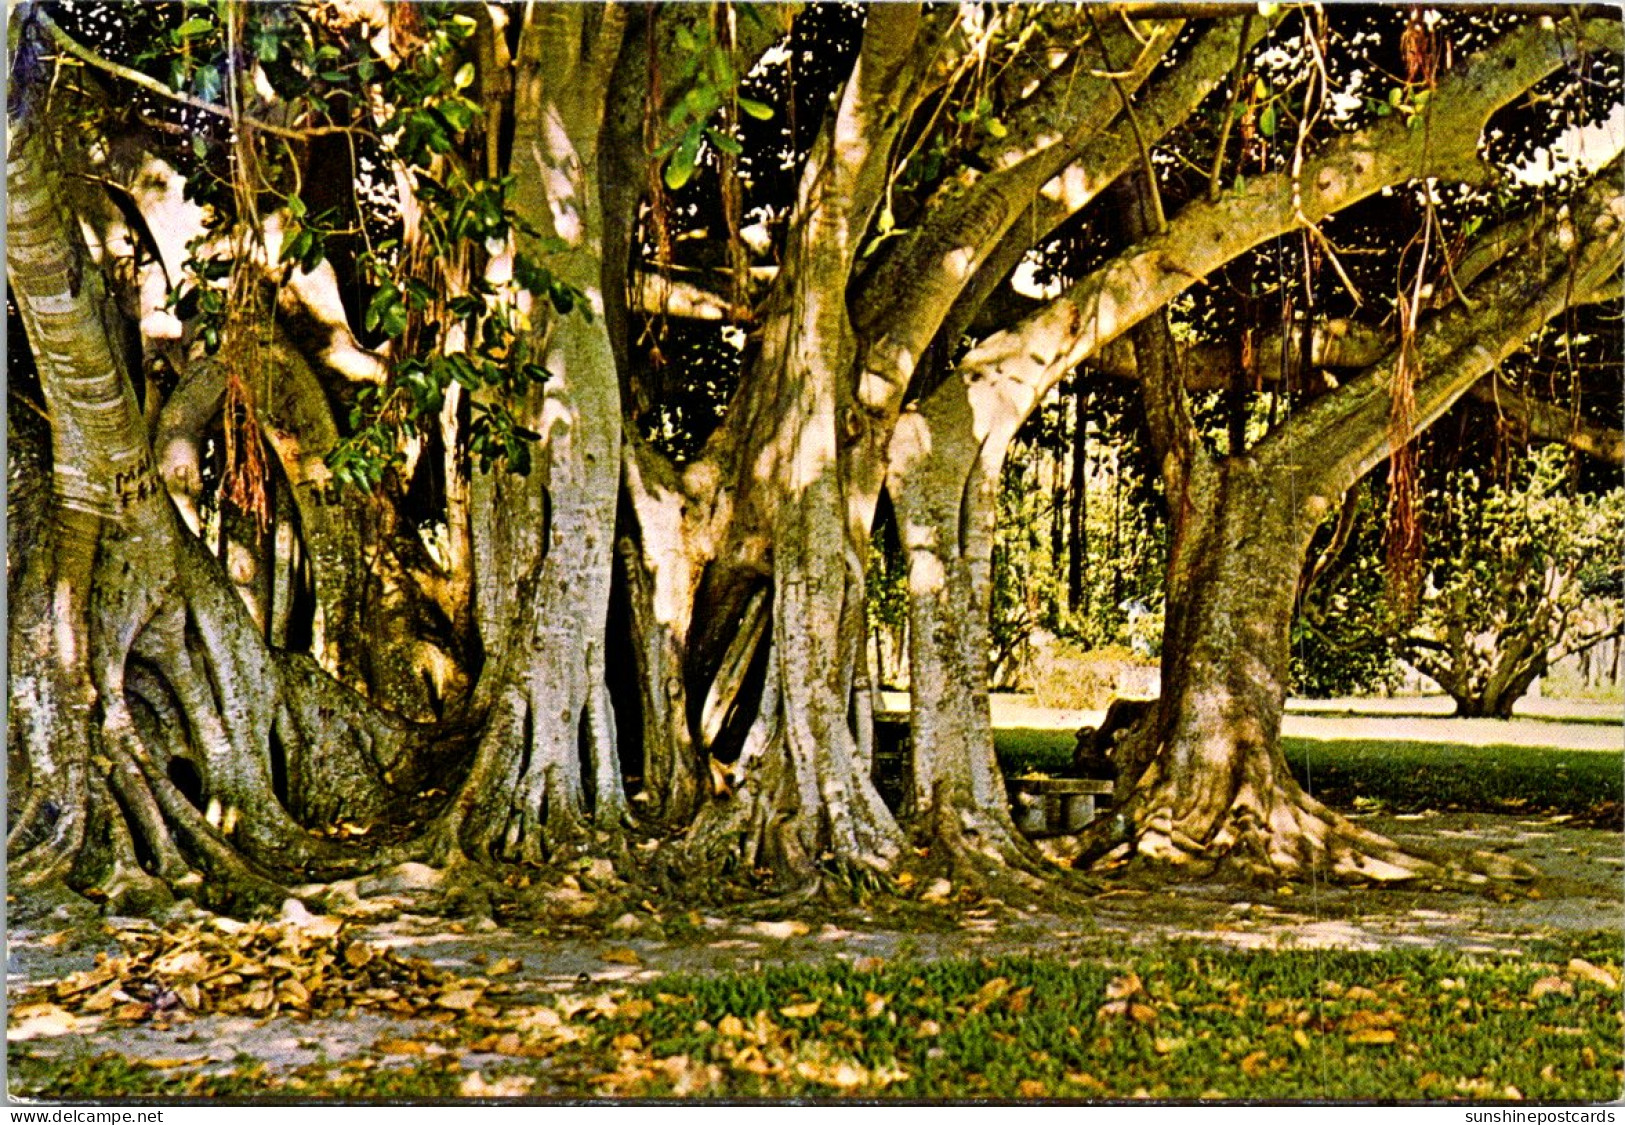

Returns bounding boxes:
[1086,317,1624,465]
[851,16,1262,421]
[1264,167,1625,499]
[927,16,1622,457]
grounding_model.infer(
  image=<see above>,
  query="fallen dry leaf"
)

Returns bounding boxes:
[1346,1028,1397,1045]
[779,1000,822,1020]
[752,920,810,941]
[1105,973,1143,1000]
[7,1002,87,1040]
[376,1038,429,1056]
[436,988,484,1011]
[1240,1050,1270,1078]
[1529,977,1574,1000]
[460,1071,536,1098]
[133,1058,205,1070]
[1567,959,1619,990]
[600,947,642,966]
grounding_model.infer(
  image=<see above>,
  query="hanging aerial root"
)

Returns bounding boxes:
[7,770,90,887]
[93,772,180,918]
[119,745,298,915]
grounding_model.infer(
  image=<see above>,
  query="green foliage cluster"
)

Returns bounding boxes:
[131,3,593,491]
[1294,448,1624,705]
[655,18,772,192]
[1411,448,1623,664]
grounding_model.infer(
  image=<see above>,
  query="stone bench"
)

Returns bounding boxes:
[1007,776,1115,837]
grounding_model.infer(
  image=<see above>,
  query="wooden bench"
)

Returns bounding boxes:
[1007,776,1115,837]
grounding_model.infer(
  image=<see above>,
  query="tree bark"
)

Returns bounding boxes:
[6,73,407,913]
[1078,166,1622,880]
[1092,451,1431,880]
[431,5,630,864]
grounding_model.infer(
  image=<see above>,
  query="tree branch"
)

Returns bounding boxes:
[41,12,357,141]
[1266,165,1624,496]
[853,16,1260,422]
[932,15,1622,448]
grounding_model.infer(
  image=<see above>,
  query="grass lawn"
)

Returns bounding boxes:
[12,933,1622,1101]
[995,730,1624,817]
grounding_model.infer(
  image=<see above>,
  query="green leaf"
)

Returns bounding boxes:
[665,130,702,190]
[193,66,222,104]
[454,62,475,90]
[985,117,1008,139]
[365,284,408,338]
[707,127,742,157]
[254,32,281,63]
[738,96,773,121]
[437,98,477,132]
[175,16,213,40]
[280,228,313,267]
[1259,103,1277,138]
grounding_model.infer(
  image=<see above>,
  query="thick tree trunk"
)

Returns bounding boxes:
[7,53,409,915]
[430,6,628,865]
[890,381,1086,898]
[674,7,928,886]
[617,443,710,825]
[1089,457,1432,881]
[1408,628,1546,721]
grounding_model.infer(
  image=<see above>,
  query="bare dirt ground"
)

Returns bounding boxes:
[8,705,1622,1084]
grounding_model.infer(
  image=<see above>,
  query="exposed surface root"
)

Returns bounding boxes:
[1075,766,1443,885]
[925,801,1102,909]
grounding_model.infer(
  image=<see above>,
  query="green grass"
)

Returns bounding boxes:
[15,935,1621,1101]
[1280,739,1622,816]
[992,729,1623,817]
[996,727,1075,776]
